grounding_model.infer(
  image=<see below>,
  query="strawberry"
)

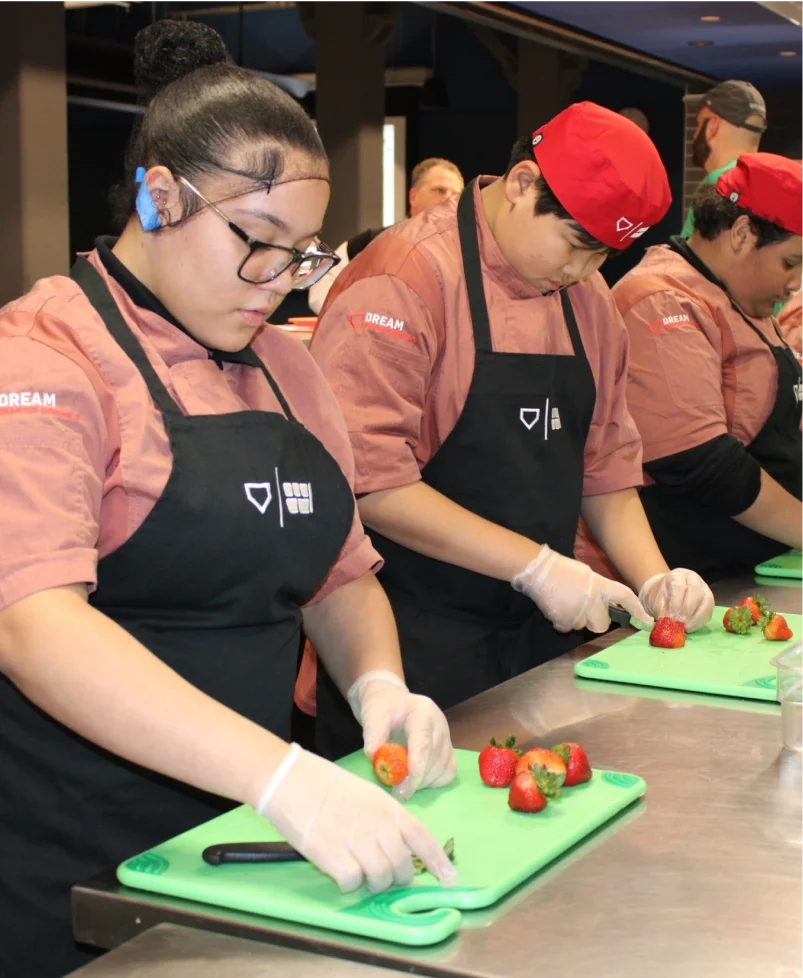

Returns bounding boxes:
[372,743,408,786]
[478,735,520,787]
[508,771,548,813]
[723,606,754,635]
[649,617,686,648]
[737,595,769,625]
[762,613,793,641]
[515,748,566,798]
[551,742,592,786]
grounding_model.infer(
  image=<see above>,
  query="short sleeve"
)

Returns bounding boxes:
[310,272,439,494]
[296,355,382,606]
[620,290,727,463]
[581,292,644,496]
[0,335,107,611]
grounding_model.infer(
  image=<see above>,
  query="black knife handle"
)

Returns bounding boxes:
[202,841,306,865]
[608,604,632,628]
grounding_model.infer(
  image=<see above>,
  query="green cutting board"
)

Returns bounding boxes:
[575,606,802,700]
[117,749,645,946]
[755,549,803,580]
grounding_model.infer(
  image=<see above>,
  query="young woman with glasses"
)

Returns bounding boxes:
[0,21,456,977]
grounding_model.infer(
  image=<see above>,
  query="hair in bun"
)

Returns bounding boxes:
[111,20,325,228]
[134,20,232,103]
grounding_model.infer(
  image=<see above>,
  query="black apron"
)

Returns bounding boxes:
[0,258,354,978]
[640,237,802,578]
[316,180,597,761]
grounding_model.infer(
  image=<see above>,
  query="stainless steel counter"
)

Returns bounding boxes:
[71,575,803,977]
[65,924,402,976]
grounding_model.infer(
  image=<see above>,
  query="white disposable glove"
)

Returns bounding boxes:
[512,544,653,634]
[347,670,457,802]
[638,569,714,632]
[258,744,458,894]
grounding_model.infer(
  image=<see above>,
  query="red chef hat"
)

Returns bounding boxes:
[531,101,671,250]
[716,153,803,236]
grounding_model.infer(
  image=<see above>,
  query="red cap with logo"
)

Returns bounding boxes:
[531,101,672,250]
[716,153,802,236]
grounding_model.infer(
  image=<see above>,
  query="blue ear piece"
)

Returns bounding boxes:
[134,166,161,232]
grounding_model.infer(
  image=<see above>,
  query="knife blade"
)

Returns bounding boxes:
[202,841,306,865]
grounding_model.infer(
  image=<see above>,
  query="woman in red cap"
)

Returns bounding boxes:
[305,102,715,759]
[612,153,802,578]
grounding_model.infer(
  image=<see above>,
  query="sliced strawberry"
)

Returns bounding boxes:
[478,735,520,787]
[650,617,686,648]
[552,742,592,786]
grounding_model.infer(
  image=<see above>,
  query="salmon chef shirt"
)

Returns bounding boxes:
[310,178,644,500]
[0,243,380,614]
[613,243,792,514]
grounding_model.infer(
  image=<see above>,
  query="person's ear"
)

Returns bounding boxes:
[504,161,541,207]
[706,114,721,141]
[408,185,418,216]
[141,165,180,228]
[729,214,756,256]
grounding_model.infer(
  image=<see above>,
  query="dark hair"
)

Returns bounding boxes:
[692,182,794,249]
[111,21,326,227]
[505,135,618,255]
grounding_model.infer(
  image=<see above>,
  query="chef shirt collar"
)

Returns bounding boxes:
[95,236,262,369]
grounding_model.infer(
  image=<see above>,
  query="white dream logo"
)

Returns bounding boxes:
[244,470,314,525]
[0,392,57,408]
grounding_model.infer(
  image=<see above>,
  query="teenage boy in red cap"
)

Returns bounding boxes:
[612,153,802,579]
[305,102,715,756]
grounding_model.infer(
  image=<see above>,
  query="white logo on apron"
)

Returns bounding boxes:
[794,381,802,404]
[520,408,540,430]
[283,482,314,515]
[244,483,272,515]
[520,399,557,440]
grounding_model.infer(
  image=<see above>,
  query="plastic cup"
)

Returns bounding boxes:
[771,642,802,752]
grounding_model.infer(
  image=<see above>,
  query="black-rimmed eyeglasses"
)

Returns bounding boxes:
[179,176,340,289]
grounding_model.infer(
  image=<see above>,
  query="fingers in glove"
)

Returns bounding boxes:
[395,711,455,801]
[355,838,398,894]
[361,707,392,760]
[583,593,613,633]
[394,707,432,802]
[609,581,654,625]
[375,820,415,888]
[308,844,364,894]
[686,586,715,631]
[399,810,459,886]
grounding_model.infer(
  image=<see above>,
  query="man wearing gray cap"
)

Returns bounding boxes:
[682,80,767,238]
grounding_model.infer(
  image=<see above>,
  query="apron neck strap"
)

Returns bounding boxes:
[71,257,181,420]
[457,181,493,353]
[667,235,794,355]
[71,257,300,425]
[457,179,584,357]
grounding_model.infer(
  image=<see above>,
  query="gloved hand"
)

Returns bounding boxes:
[638,569,714,632]
[347,670,457,802]
[258,744,458,894]
[512,544,652,634]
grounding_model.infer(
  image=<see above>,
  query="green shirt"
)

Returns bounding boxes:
[681,159,738,239]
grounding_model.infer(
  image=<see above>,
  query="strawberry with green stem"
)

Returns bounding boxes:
[478,735,521,788]
[723,606,754,635]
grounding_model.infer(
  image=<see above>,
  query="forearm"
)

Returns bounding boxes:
[301,571,404,696]
[358,482,542,582]
[0,585,287,810]
[733,469,802,548]
[581,488,669,590]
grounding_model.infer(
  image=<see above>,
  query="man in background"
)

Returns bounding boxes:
[681,79,766,238]
[308,157,464,314]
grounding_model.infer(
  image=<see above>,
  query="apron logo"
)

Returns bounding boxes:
[794,381,802,404]
[520,408,540,430]
[244,483,272,515]
[520,400,558,440]
[283,481,314,515]
[350,313,366,330]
